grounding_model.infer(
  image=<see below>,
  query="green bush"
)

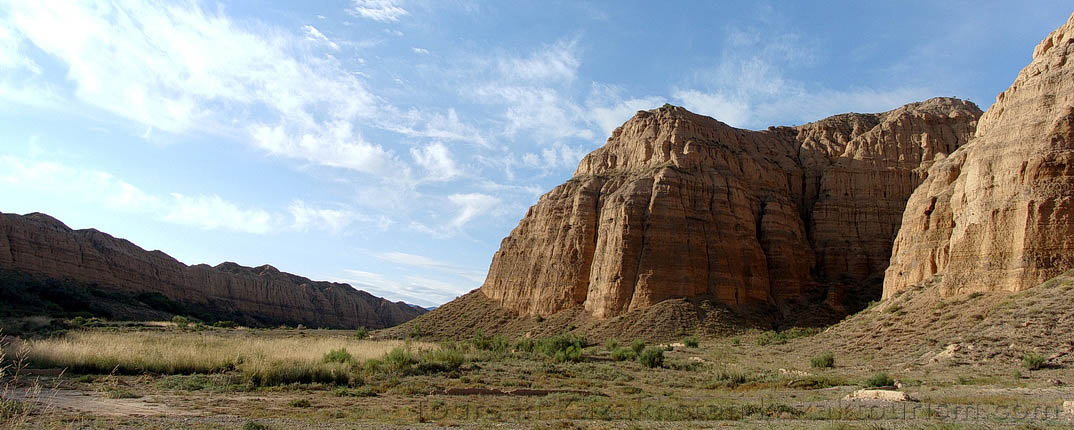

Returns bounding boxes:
[610,347,635,362]
[333,386,377,397]
[863,372,895,388]
[810,352,835,369]
[288,399,311,408]
[212,320,236,328]
[630,340,646,355]
[354,326,370,340]
[1022,353,1046,370]
[553,345,583,363]
[683,336,699,348]
[536,334,587,360]
[756,327,820,346]
[471,332,510,353]
[605,339,620,351]
[243,362,352,387]
[383,347,418,373]
[242,421,268,430]
[514,338,536,353]
[418,348,465,373]
[638,347,664,368]
[321,348,353,364]
[171,315,189,329]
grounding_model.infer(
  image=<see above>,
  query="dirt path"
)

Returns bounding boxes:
[8,387,202,417]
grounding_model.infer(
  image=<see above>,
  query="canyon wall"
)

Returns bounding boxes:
[885,13,1074,298]
[481,98,981,318]
[0,212,424,328]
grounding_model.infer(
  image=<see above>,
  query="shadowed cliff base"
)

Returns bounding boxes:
[377,289,849,342]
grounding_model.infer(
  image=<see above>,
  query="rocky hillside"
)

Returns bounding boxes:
[885,13,1074,298]
[481,98,981,320]
[0,212,424,328]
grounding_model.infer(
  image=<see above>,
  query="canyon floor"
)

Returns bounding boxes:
[2,318,1072,430]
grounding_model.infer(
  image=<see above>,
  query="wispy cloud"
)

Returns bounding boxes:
[372,251,487,284]
[0,155,364,235]
[2,1,388,174]
[334,269,467,307]
[349,0,409,22]
[410,142,461,182]
[673,27,932,128]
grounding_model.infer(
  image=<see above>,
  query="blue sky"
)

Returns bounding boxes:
[0,1,1070,307]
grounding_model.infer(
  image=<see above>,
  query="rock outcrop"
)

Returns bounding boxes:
[884,13,1074,298]
[481,98,981,319]
[0,212,424,328]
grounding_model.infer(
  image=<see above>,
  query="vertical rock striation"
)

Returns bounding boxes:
[482,98,981,318]
[885,13,1074,298]
[0,212,424,328]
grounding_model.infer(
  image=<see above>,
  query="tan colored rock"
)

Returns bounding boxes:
[844,389,916,402]
[482,98,980,319]
[885,13,1074,298]
[0,212,423,328]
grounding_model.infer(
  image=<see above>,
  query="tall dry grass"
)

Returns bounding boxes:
[18,331,434,385]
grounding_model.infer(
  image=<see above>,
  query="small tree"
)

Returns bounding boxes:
[354,326,370,340]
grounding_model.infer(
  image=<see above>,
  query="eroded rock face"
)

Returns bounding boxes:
[0,212,424,328]
[482,98,981,318]
[884,14,1074,298]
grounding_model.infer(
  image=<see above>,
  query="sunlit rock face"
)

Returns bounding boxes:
[480,97,981,318]
[885,13,1074,299]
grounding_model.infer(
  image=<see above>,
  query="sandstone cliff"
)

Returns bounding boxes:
[0,212,424,328]
[884,13,1074,298]
[482,98,981,319]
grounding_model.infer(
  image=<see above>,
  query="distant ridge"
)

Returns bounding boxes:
[0,211,424,328]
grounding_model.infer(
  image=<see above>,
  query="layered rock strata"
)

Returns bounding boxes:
[885,13,1074,298]
[0,212,424,328]
[482,98,981,318]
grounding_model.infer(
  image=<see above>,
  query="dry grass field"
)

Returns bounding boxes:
[1,318,1072,429]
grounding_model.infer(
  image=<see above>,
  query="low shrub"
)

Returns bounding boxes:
[610,347,635,362]
[333,386,377,397]
[288,399,311,408]
[638,347,664,368]
[243,361,352,387]
[810,352,835,369]
[683,336,699,348]
[863,372,895,388]
[553,345,583,363]
[514,338,536,353]
[1022,353,1046,370]
[470,332,510,353]
[536,334,587,361]
[354,326,370,340]
[321,348,353,364]
[417,348,464,373]
[756,327,820,346]
[605,339,620,351]
[630,340,646,355]
[171,315,189,329]
[242,421,267,430]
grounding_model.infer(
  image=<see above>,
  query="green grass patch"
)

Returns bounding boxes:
[810,352,835,368]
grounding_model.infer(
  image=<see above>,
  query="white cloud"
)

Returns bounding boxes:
[497,39,579,83]
[163,194,275,235]
[2,1,383,173]
[0,154,367,235]
[672,89,751,127]
[249,120,398,176]
[335,269,467,307]
[673,27,931,128]
[288,200,358,233]
[410,142,460,182]
[447,193,499,229]
[380,107,488,147]
[586,84,666,136]
[350,0,409,22]
[303,25,339,50]
[372,251,486,283]
[411,47,429,55]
